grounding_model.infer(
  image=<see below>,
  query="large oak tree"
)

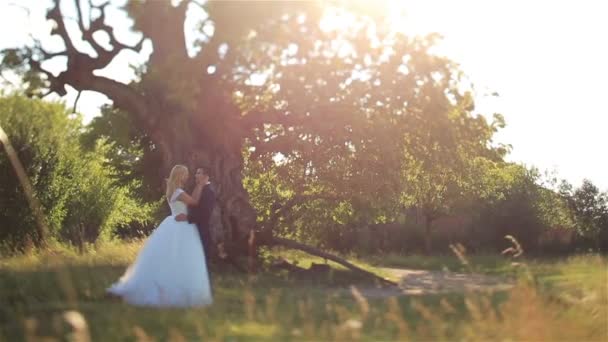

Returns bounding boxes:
[1,1,501,271]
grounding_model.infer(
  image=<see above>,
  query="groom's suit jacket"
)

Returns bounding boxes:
[188,183,216,263]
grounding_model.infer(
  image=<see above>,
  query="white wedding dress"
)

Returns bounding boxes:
[107,188,212,307]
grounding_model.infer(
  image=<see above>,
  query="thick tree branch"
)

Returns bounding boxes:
[28,55,153,133]
[71,74,153,128]
[25,1,154,131]
[47,0,77,53]
[265,193,339,231]
[41,50,68,60]
[74,0,88,34]
[137,0,189,65]
[29,59,67,96]
[271,237,397,286]
[72,0,145,70]
[74,0,105,55]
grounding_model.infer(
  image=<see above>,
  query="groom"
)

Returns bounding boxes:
[176,167,216,266]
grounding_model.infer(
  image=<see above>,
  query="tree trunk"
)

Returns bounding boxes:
[210,150,259,249]
[424,214,433,255]
[158,134,258,256]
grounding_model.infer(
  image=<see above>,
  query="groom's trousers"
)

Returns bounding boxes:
[197,223,214,265]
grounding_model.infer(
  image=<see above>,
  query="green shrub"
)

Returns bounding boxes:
[0,94,155,252]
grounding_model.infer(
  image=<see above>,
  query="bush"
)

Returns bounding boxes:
[467,163,578,254]
[0,94,155,252]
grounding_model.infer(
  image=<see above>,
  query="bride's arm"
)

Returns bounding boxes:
[177,183,204,206]
[191,182,204,203]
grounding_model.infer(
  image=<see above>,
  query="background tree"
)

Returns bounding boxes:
[397,84,506,253]
[560,179,608,251]
[81,105,164,204]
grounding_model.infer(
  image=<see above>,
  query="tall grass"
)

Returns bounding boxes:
[1,242,606,341]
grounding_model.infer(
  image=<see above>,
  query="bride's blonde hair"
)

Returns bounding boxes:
[165,165,189,200]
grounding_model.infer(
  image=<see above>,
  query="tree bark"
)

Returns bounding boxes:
[210,150,258,246]
[158,136,258,252]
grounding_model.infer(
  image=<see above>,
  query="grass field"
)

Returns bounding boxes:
[1,242,606,341]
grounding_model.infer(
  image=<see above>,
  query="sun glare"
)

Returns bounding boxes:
[320,0,446,35]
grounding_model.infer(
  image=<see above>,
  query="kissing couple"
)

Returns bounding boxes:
[107,165,221,307]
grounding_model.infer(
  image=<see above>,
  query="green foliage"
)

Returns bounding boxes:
[560,179,608,251]
[0,95,155,252]
[243,31,512,252]
[80,106,164,203]
[0,48,48,97]
[0,94,78,248]
[244,155,350,244]
[477,164,549,250]
[467,162,577,253]
[241,25,499,250]
[398,91,508,252]
[59,139,159,246]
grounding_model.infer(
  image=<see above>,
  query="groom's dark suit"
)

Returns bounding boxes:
[188,182,216,265]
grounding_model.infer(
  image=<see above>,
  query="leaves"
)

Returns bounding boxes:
[561,179,608,248]
[0,95,154,251]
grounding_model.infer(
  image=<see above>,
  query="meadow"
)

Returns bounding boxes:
[1,242,605,341]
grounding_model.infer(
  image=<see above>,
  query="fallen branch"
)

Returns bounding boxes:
[216,229,397,286]
[271,237,397,287]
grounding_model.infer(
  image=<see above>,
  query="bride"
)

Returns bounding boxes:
[107,165,213,307]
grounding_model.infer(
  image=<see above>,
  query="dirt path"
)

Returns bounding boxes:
[348,268,514,298]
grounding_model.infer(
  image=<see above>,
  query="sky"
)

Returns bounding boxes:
[0,0,606,190]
